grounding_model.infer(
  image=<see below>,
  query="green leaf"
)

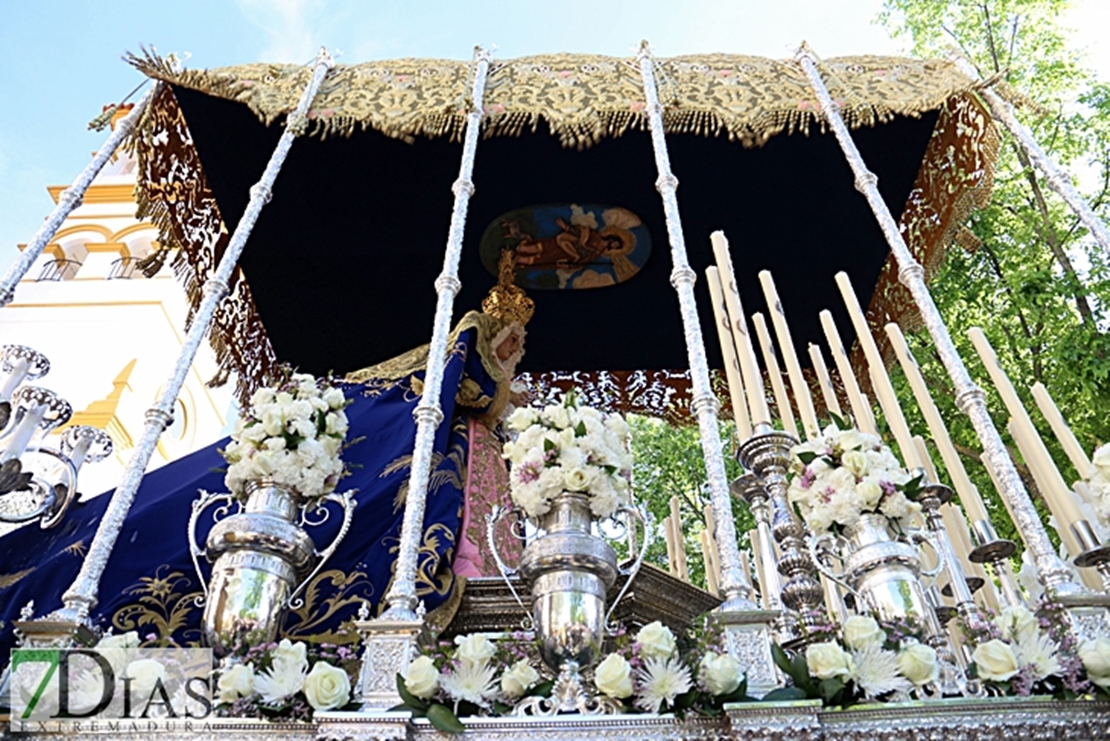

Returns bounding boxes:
[575,420,588,437]
[426,703,466,734]
[761,686,808,702]
[828,411,851,431]
[796,451,818,466]
[791,654,816,694]
[529,679,554,698]
[771,644,794,676]
[395,672,425,709]
[818,677,845,704]
[386,703,410,713]
[544,438,556,452]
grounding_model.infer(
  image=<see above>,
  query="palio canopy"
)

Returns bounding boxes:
[128,52,996,415]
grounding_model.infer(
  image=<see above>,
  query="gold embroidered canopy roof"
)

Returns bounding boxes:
[127,51,997,422]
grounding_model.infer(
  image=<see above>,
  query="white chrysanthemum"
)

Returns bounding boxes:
[1014,632,1063,681]
[439,661,498,708]
[850,644,911,700]
[634,657,692,714]
[254,657,307,704]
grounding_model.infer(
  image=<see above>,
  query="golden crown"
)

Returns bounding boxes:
[482,250,535,326]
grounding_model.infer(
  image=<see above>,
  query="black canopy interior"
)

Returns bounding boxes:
[173,85,938,376]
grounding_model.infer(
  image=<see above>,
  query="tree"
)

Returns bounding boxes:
[879,0,1110,551]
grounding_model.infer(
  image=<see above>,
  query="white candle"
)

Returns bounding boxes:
[835,272,924,470]
[1031,382,1091,477]
[701,530,720,595]
[913,436,940,482]
[808,343,842,417]
[940,502,974,566]
[887,322,992,523]
[1007,418,1086,559]
[670,496,689,581]
[758,271,821,439]
[663,515,678,575]
[819,310,878,435]
[710,232,771,428]
[970,328,1087,533]
[752,313,799,439]
[706,267,752,440]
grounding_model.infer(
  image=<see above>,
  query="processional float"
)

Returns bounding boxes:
[4,40,1110,738]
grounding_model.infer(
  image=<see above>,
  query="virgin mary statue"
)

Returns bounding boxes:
[0,253,534,653]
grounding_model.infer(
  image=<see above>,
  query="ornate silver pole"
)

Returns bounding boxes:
[638,42,779,695]
[15,50,334,645]
[950,53,1110,255]
[794,43,1083,600]
[636,42,756,613]
[378,46,492,621]
[0,85,157,307]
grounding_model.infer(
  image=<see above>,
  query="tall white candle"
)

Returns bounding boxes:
[710,232,771,428]
[808,343,842,417]
[819,310,878,435]
[701,530,720,595]
[706,267,752,440]
[887,322,991,523]
[835,272,924,470]
[1031,382,1091,477]
[1,402,46,463]
[752,313,799,439]
[670,496,689,581]
[970,329,1087,533]
[758,271,821,440]
[0,356,29,401]
[663,515,678,575]
[1007,418,1086,558]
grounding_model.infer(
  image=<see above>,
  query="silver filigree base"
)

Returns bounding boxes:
[513,662,623,716]
[355,614,424,711]
[715,609,783,697]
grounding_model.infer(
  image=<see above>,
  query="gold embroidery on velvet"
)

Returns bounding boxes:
[281,568,370,645]
[110,565,203,647]
[62,539,87,558]
[0,567,35,589]
[456,377,493,409]
[378,522,458,616]
[379,418,468,512]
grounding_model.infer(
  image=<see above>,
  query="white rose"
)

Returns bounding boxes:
[1079,638,1110,688]
[636,621,677,660]
[323,387,346,409]
[994,605,1038,643]
[856,479,883,509]
[251,388,276,407]
[272,639,309,673]
[594,653,633,699]
[261,410,285,437]
[806,642,855,680]
[401,655,439,699]
[1092,444,1110,477]
[252,450,277,476]
[218,663,255,703]
[543,405,570,429]
[842,615,885,651]
[838,429,864,451]
[700,652,742,696]
[454,634,497,666]
[897,643,938,686]
[500,659,540,698]
[507,406,538,432]
[971,639,1020,681]
[326,411,349,436]
[303,661,351,710]
[124,658,166,698]
[563,467,591,492]
[842,450,870,478]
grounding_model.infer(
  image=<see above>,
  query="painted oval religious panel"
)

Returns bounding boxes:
[480,203,651,290]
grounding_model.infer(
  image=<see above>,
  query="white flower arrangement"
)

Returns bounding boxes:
[1084,443,1110,526]
[502,390,633,520]
[787,423,922,536]
[770,615,938,706]
[221,370,350,503]
[215,638,359,721]
[396,621,750,732]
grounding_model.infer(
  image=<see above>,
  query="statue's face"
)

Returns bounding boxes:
[496,329,524,361]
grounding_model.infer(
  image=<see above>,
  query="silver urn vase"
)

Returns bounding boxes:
[190,479,355,654]
[811,513,942,626]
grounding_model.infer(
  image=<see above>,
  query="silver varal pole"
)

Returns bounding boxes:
[379,46,493,621]
[794,43,1084,601]
[30,49,334,631]
[950,52,1110,256]
[636,44,756,612]
[0,85,158,307]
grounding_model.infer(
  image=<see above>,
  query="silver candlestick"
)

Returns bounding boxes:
[967,519,1024,608]
[738,429,830,645]
[1072,519,1110,593]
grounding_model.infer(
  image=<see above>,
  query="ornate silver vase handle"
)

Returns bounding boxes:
[907,529,946,582]
[807,531,855,593]
[287,489,358,610]
[187,490,239,604]
[486,503,533,630]
[604,503,653,633]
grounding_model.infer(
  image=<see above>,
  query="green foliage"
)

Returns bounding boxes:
[878,0,1110,557]
[624,415,754,592]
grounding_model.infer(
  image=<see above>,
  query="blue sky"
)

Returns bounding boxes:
[1,0,1107,261]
